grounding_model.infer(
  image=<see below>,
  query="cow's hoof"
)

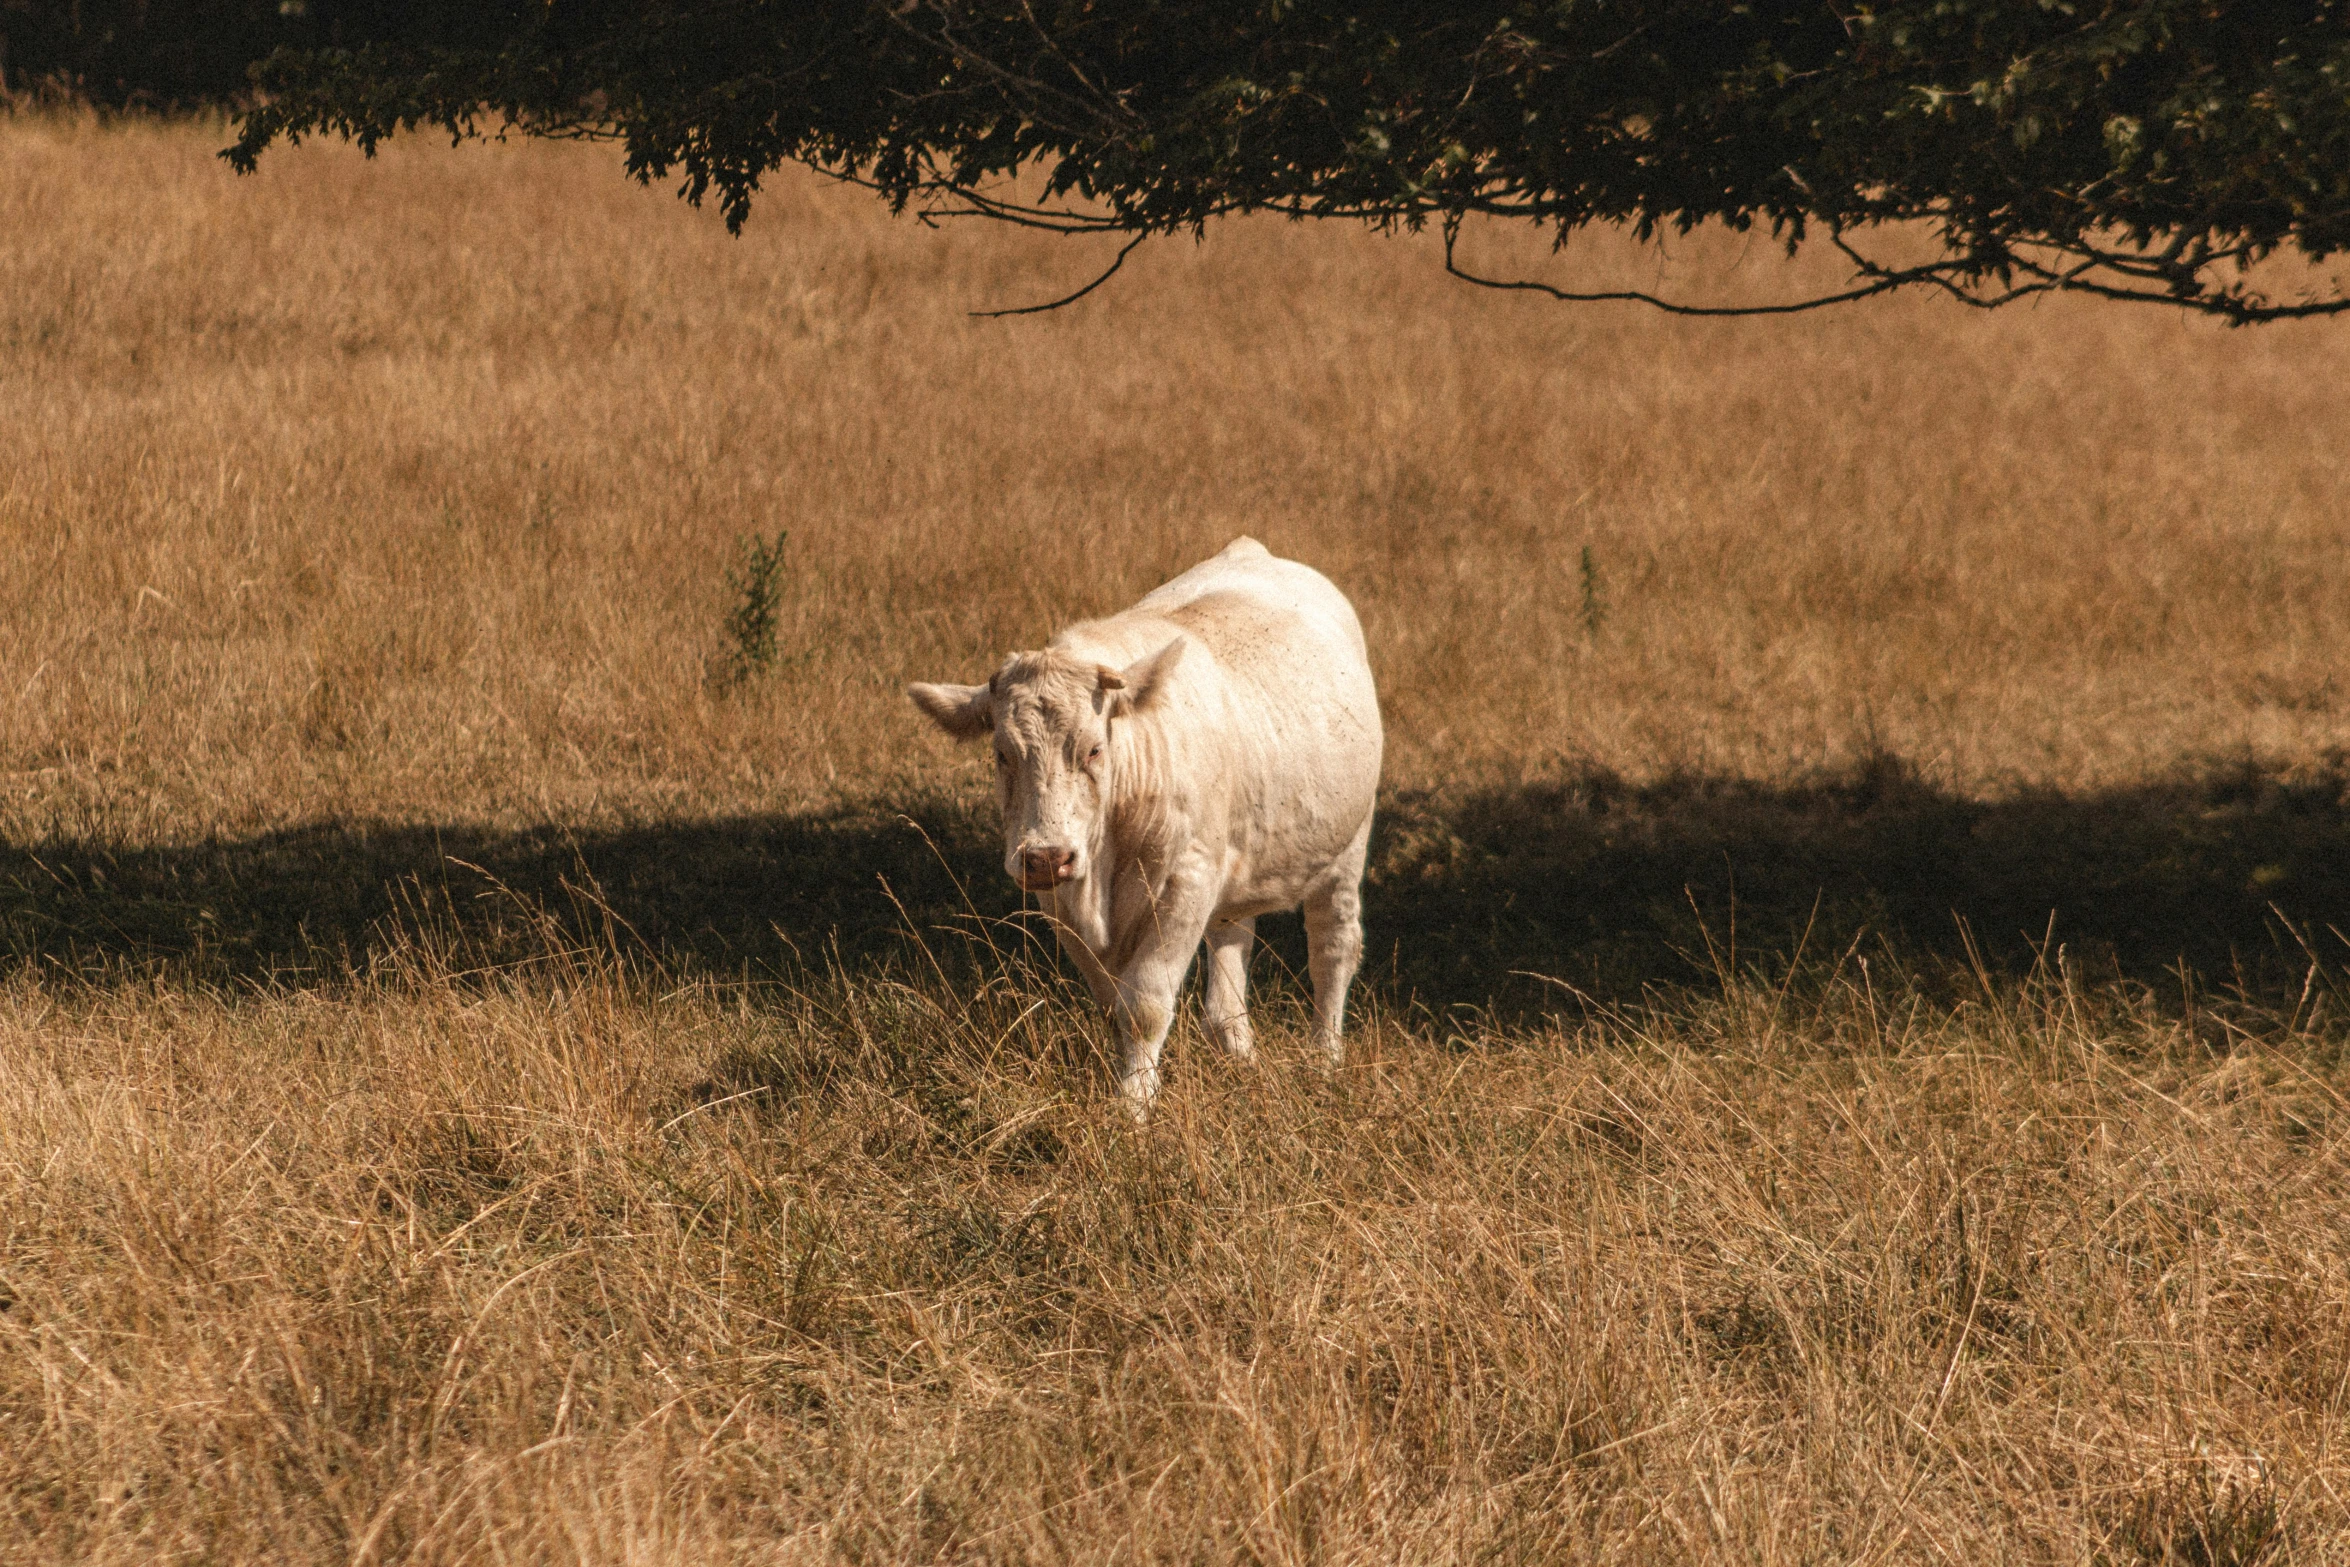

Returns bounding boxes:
[1209,1025,1256,1062]
[1117,1068,1159,1122]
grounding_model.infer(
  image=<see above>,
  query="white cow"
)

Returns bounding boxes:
[909,537,1383,1114]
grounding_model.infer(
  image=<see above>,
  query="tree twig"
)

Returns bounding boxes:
[970,231,1148,316]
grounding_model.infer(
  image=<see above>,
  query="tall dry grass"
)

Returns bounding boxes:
[2,111,2350,1563]
[2,111,2345,839]
[9,917,2350,1563]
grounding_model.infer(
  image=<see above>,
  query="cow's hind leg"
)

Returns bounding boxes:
[1202,915,1256,1061]
[1302,820,1371,1066]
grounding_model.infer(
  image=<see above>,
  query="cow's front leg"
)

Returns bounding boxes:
[1202,915,1256,1061]
[1112,905,1215,1118]
[1050,922,1120,1013]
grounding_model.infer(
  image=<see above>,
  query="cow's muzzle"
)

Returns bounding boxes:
[1016,845,1077,891]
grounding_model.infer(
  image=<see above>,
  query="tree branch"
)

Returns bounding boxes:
[970,231,1148,316]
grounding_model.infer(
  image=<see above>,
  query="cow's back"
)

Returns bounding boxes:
[1134,536,1363,645]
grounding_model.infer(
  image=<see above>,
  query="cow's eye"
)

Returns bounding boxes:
[1087,743,1104,764]
[995,750,1013,770]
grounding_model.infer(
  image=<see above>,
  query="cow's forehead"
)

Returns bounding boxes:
[994,651,1100,740]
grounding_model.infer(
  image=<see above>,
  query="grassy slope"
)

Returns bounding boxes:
[1,113,2348,1563]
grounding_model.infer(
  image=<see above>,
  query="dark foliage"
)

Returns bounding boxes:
[0,0,520,108]
[1,0,279,106]
[213,2,2350,321]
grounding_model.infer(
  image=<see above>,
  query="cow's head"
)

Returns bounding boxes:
[908,641,1184,892]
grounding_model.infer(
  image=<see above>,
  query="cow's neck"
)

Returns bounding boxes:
[1052,857,1116,955]
[1055,711,1175,958]
[1104,711,1176,849]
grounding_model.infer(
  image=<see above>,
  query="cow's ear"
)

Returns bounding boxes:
[1105,639,1184,717]
[907,681,993,740]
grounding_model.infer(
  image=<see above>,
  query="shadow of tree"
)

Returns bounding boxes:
[1,752,2344,1012]
[1369,752,2350,1015]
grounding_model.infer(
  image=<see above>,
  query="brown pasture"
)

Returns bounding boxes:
[2,112,2348,1564]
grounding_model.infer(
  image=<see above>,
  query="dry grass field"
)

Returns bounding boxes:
[2,110,2349,1564]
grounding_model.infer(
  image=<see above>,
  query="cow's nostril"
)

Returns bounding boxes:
[1018,846,1076,888]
